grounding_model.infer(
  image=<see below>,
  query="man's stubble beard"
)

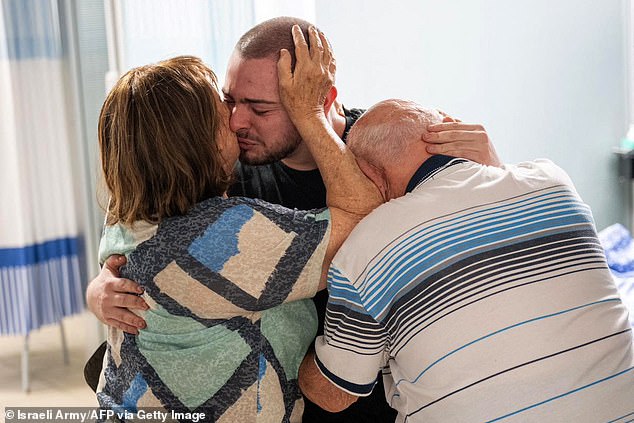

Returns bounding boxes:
[239,132,302,166]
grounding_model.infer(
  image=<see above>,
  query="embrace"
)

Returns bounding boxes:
[87,17,634,423]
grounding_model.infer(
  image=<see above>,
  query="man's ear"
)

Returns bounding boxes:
[324,86,338,113]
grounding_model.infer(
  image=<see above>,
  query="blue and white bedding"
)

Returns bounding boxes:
[598,223,634,328]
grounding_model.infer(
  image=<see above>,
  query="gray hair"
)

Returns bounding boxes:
[347,99,442,168]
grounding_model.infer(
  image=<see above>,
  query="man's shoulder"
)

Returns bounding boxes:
[508,158,574,185]
[332,200,403,268]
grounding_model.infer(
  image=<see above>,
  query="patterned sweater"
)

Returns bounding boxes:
[96,196,330,423]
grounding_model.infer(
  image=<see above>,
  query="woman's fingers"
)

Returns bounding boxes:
[308,26,323,62]
[277,48,292,88]
[292,25,309,65]
[277,25,334,119]
[318,30,335,76]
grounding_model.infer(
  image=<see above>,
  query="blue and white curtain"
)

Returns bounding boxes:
[0,0,84,335]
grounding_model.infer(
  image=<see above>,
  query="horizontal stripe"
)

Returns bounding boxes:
[359,186,581,292]
[322,339,386,355]
[607,412,634,423]
[386,235,603,335]
[325,308,383,334]
[366,211,592,315]
[317,340,385,357]
[385,234,600,321]
[325,319,384,340]
[384,234,600,314]
[391,264,609,356]
[364,208,594,318]
[323,329,386,351]
[323,163,631,421]
[327,235,609,355]
[390,254,606,351]
[362,220,586,320]
[407,329,633,419]
[485,363,634,423]
[328,267,368,313]
[392,299,621,394]
[0,237,79,268]
[370,187,575,273]
[0,255,84,334]
[324,323,386,344]
[362,198,582,295]
[360,190,588,296]
[324,305,386,353]
[315,354,377,395]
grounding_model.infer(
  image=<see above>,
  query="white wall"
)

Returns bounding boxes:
[316,0,628,231]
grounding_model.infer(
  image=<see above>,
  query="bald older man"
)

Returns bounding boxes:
[299,99,634,422]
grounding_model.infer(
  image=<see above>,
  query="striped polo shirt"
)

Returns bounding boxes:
[315,157,634,422]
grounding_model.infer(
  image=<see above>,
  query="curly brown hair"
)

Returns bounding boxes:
[98,56,233,225]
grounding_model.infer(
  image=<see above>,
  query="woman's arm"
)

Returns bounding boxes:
[278,26,382,289]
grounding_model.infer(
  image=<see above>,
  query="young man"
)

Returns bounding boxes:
[86,17,500,422]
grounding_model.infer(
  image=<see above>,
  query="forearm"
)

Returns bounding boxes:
[293,114,380,216]
[294,117,381,289]
[277,25,381,217]
[299,350,359,413]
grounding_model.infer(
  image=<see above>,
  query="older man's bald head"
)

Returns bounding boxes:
[347,99,442,169]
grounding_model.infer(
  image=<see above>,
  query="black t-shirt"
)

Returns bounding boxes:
[229,160,326,210]
[228,107,364,210]
[228,107,397,423]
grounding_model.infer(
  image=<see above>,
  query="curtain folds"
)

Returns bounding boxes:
[0,0,84,335]
[116,0,255,81]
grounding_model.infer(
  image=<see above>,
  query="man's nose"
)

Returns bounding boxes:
[229,104,249,133]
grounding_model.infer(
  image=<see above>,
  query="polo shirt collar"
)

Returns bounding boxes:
[405,155,466,193]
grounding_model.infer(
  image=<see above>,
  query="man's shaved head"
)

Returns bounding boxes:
[234,16,324,70]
